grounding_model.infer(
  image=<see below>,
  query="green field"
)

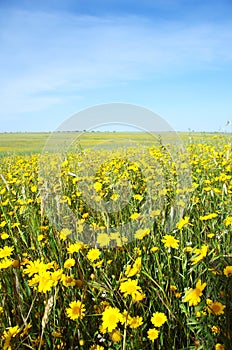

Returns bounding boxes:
[0,131,230,154]
[0,131,231,349]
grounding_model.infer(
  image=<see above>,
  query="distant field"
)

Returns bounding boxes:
[0,131,230,154]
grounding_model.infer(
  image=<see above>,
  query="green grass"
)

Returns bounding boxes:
[0,132,231,349]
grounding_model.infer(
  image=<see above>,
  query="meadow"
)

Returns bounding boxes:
[0,131,231,350]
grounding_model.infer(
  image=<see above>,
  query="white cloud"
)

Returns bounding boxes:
[1,8,232,119]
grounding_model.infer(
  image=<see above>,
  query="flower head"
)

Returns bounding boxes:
[147,328,159,342]
[224,265,232,277]
[119,278,142,299]
[87,248,101,262]
[176,216,191,230]
[66,300,85,320]
[102,306,122,332]
[161,235,179,249]
[206,299,226,315]
[151,312,167,327]
[183,279,207,306]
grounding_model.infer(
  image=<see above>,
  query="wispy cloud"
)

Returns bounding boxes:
[1,7,232,119]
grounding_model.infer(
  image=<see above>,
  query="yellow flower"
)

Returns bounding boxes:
[199,213,218,221]
[176,216,191,230]
[183,279,207,306]
[1,233,9,240]
[161,235,179,249]
[184,246,193,253]
[150,246,159,252]
[191,245,208,265]
[206,299,226,315]
[110,329,122,342]
[119,278,142,299]
[134,228,150,240]
[30,184,37,192]
[170,285,177,291]
[130,212,141,220]
[131,291,146,302]
[93,259,104,268]
[66,300,86,320]
[2,325,20,350]
[151,312,167,327]
[128,316,143,328]
[224,265,232,277]
[125,257,142,277]
[211,326,221,334]
[93,181,102,192]
[0,258,13,269]
[147,328,159,342]
[215,344,225,350]
[61,274,76,287]
[102,306,122,332]
[64,258,75,269]
[207,233,215,238]
[89,345,104,350]
[97,233,110,247]
[0,221,7,228]
[134,194,142,201]
[87,248,101,262]
[0,246,14,259]
[59,228,72,241]
[224,216,232,226]
[67,242,83,254]
[37,234,44,242]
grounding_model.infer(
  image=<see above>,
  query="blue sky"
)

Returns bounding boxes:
[1,0,232,132]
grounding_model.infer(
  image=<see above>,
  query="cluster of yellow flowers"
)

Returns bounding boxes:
[0,135,232,349]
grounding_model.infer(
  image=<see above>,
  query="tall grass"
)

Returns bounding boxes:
[0,133,231,349]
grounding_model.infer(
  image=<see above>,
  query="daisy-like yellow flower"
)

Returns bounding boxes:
[0,246,14,259]
[61,274,76,287]
[183,279,207,306]
[161,235,179,249]
[87,248,101,262]
[176,216,191,230]
[119,278,142,299]
[215,344,225,350]
[206,299,226,315]
[2,325,20,350]
[130,212,141,220]
[0,258,13,269]
[93,181,102,192]
[134,228,150,240]
[128,316,143,328]
[64,258,75,269]
[151,312,167,327]
[132,291,146,302]
[1,233,9,240]
[110,329,122,342]
[224,216,232,226]
[191,245,208,265]
[89,345,104,350]
[150,246,159,252]
[59,228,72,241]
[147,328,159,342]
[66,300,85,320]
[125,257,142,278]
[224,265,232,277]
[102,306,122,332]
[211,326,221,334]
[67,242,83,254]
[97,233,110,247]
[199,213,218,221]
